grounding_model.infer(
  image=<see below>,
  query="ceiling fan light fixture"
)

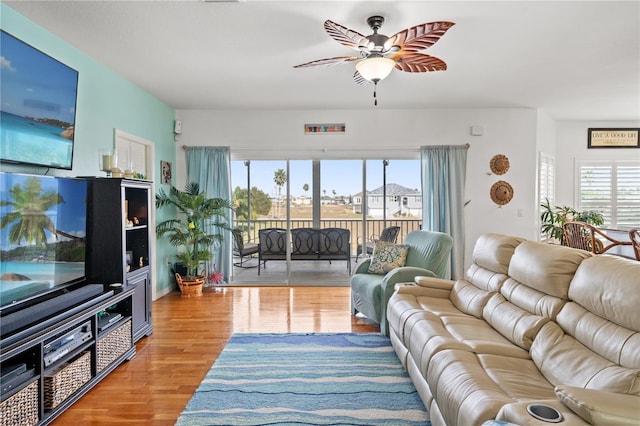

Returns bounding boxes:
[355,57,395,82]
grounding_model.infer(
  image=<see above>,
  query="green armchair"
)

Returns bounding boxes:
[350,230,453,335]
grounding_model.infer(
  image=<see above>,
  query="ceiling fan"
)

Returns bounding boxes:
[294,16,455,105]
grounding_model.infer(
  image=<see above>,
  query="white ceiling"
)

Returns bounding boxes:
[5,0,640,120]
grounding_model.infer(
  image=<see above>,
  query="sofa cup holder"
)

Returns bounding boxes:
[526,404,564,423]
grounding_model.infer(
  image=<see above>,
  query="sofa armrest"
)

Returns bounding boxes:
[414,276,455,290]
[393,283,453,300]
[555,385,640,425]
[378,267,437,335]
[354,259,372,274]
[381,267,437,291]
[496,400,589,425]
[392,275,454,299]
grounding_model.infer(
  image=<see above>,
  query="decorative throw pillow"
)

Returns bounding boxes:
[367,241,409,275]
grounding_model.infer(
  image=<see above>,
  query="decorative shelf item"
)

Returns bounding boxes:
[304,123,345,134]
[490,154,510,175]
[490,180,514,206]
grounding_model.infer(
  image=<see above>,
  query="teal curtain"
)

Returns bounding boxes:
[421,145,468,280]
[185,146,232,283]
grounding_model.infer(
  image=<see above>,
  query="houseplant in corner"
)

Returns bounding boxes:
[540,198,604,245]
[156,182,237,297]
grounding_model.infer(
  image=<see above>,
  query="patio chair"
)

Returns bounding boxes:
[355,225,400,261]
[563,221,631,254]
[629,228,640,260]
[350,230,453,335]
[233,229,259,267]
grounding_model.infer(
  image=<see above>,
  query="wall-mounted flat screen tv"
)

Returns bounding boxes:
[0,30,79,170]
[0,172,88,312]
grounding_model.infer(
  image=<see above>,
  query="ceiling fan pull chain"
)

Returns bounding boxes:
[374,81,378,106]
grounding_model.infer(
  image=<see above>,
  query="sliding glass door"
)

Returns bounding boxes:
[230,157,421,285]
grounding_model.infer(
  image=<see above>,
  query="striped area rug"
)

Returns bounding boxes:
[176,333,430,426]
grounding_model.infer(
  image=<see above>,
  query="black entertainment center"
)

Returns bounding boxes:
[1,29,155,424]
[1,287,136,426]
[0,174,154,425]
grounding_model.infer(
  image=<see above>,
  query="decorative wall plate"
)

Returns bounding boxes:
[490,180,514,205]
[490,154,510,175]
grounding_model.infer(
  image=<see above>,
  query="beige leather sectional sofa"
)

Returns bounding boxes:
[387,233,639,425]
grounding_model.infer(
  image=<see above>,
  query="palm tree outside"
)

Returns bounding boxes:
[273,169,287,218]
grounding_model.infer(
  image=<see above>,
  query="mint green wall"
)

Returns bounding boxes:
[1,4,177,297]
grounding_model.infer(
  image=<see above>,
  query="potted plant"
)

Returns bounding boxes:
[156,182,237,297]
[540,198,604,245]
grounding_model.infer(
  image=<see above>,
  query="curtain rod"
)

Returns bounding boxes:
[182,144,470,150]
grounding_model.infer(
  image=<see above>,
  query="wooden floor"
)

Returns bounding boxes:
[51,286,379,425]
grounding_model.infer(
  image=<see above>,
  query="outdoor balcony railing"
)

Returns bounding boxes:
[234,218,422,257]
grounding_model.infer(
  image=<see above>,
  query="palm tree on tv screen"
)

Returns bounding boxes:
[0,177,64,248]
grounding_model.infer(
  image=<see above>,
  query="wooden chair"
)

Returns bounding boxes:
[629,228,640,260]
[355,226,401,261]
[563,221,631,254]
[233,229,259,267]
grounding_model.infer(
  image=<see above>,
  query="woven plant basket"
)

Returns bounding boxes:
[175,273,204,298]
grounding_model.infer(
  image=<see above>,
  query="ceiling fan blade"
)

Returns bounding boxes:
[353,70,370,86]
[293,56,358,68]
[393,53,447,73]
[324,20,375,52]
[384,21,455,53]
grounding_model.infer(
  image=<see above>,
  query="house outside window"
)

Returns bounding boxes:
[362,184,421,217]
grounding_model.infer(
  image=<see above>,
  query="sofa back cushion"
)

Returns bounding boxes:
[499,278,567,321]
[449,279,496,318]
[531,256,640,395]
[557,302,640,369]
[471,233,525,276]
[559,255,640,369]
[449,233,524,318]
[508,241,592,299]
[568,255,640,333]
[482,293,549,350]
[531,322,640,395]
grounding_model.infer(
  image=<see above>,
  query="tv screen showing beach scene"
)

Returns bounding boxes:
[0,30,79,170]
[0,173,87,311]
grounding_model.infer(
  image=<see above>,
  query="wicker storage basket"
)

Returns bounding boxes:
[175,273,204,298]
[97,319,132,372]
[44,351,91,410]
[0,379,39,426]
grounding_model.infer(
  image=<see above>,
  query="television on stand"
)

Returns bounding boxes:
[0,173,107,344]
[0,30,79,170]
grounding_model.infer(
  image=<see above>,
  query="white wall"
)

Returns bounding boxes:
[175,107,539,267]
[556,120,640,207]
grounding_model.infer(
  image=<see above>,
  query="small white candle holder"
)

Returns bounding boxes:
[99,148,117,177]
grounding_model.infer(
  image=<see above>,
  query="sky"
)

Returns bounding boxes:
[0,30,78,124]
[231,159,421,198]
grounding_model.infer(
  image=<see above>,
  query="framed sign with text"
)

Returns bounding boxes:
[588,128,639,148]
